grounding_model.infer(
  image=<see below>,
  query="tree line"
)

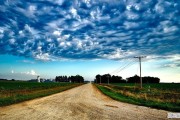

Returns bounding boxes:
[55,75,84,83]
[127,75,160,83]
[95,74,126,83]
[94,74,160,83]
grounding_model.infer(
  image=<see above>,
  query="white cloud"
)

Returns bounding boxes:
[53,0,64,5]
[164,64,178,68]
[101,49,124,59]
[53,30,61,36]
[163,26,178,33]
[21,70,39,76]
[155,2,165,14]
[70,7,77,17]
[28,5,37,15]
[125,11,140,20]
[35,53,51,61]
[29,70,36,75]
[11,69,38,76]
[0,28,4,34]
[9,38,15,44]
[59,42,65,46]
[66,42,71,46]
[123,21,139,29]
[24,24,38,35]
[21,60,35,64]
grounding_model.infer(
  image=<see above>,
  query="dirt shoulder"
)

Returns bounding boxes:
[0,83,168,120]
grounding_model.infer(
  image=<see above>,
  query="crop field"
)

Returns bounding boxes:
[111,83,180,92]
[96,83,180,112]
[0,80,83,106]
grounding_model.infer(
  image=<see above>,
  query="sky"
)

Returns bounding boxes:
[0,0,180,82]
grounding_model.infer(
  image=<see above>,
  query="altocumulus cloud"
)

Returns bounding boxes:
[0,0,179,61]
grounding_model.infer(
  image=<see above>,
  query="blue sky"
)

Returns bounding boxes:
[0,0,179,82]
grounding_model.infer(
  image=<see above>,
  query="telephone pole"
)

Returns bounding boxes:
[107,75,109,85]
[134,56,146,88]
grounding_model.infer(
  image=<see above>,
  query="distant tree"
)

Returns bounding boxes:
[127,75,160,83]
[55,75,70,82]
[111,75,126,83]
[68,75,84,83]
[143,76,160,83]
[95,74,101,83]
[94,74,125,83]
[127,75,140,83]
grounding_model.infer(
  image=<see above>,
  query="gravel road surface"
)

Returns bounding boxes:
[0,83,168,120]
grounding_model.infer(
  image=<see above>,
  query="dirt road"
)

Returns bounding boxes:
[0,83,168,120]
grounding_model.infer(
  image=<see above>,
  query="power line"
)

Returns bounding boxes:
[115,60,137,74]
[111,58,135,74]
[111,58,133,73]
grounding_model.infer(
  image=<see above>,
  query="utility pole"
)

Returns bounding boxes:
[100,76,101,84]
[134,56,146,88]
[107,75,109,85]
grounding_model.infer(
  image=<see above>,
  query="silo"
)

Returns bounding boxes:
[37,76,40,83]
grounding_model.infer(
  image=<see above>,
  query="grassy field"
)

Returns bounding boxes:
[0,80,83,107]
[95,83,180,112]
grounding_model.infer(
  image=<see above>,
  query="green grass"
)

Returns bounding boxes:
[0,80,83,107]
[95,83,180,112]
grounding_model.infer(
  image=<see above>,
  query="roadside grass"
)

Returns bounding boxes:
[95,83,180,112]
[0,81,83,107]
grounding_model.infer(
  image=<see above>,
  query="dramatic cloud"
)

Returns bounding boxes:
[0,0,179,61]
